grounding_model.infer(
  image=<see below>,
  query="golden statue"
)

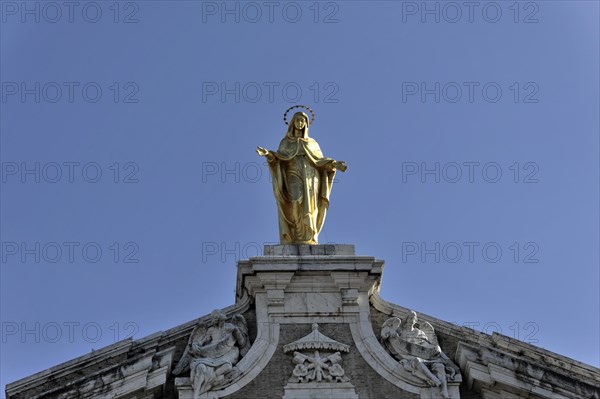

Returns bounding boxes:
[257,106,347,244]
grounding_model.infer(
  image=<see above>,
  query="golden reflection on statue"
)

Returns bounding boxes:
[257,106,347,244]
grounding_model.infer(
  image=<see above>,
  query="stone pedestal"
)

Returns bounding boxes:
[237,244,383,318]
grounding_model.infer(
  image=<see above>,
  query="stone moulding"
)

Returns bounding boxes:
[6,343,176,399]
[456,342,600,399]
[282,382,359,399]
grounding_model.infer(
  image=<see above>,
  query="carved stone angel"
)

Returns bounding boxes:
[381,311,458,399]
[173,310,250,399]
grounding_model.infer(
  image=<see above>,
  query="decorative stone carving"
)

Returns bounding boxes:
[284,323,351,384]
[282,323,358,399]
[381,311,460,399]
[289,351,349,383]
[172,310,250,399]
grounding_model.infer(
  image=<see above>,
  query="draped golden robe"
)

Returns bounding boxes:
[267,130,337,244]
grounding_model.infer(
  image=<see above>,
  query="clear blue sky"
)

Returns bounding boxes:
[1,1,599,394]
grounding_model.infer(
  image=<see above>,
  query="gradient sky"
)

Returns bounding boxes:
[1,0,599,394]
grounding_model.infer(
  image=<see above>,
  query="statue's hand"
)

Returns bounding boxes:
[334,161,348,172]
[257,147,275,162]
[190,342,204,356]
[256,146,269,157]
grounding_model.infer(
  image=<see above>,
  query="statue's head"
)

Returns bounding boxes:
[287,112,310,139]
[210,310,227,325]
[406,311,418,327]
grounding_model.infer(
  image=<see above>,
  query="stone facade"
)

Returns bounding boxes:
[6,245,600,399]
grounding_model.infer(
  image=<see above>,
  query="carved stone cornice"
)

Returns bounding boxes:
[457,342,600,399]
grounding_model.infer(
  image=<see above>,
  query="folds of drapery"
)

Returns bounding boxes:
[267,136,337,244]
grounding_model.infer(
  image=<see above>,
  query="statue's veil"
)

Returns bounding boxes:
[285,112,310,139]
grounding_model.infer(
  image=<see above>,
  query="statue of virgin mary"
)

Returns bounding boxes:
[257,108,347,244]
